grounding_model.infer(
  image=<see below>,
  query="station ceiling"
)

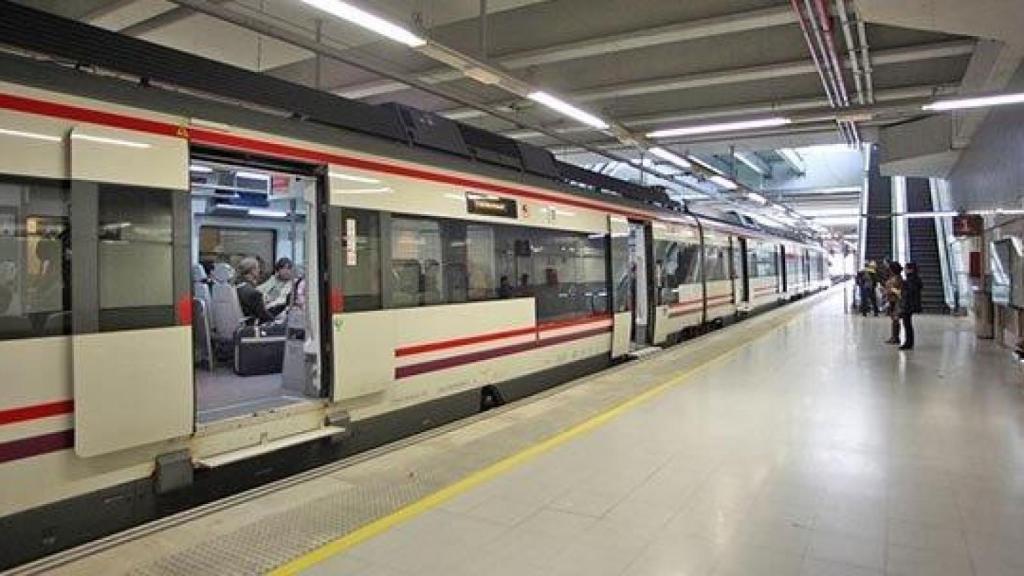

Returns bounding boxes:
[14,0,993,239]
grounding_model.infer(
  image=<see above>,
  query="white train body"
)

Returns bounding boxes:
[0,76,828,567]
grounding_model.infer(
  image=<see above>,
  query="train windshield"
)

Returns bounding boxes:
[189,159,324,425]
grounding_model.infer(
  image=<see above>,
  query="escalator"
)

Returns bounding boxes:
[905,178,949,313]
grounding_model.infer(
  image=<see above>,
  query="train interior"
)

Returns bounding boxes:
[189,159,323,424]
[628,222,650,349]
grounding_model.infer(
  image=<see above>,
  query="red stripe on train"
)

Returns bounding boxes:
[0,400,74,426]
[0,430,74,464]
[395,326,611,379]
[396,325,536,357]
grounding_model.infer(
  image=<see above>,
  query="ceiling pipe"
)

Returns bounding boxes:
[855,15,875,103]
[835,0,865,105]
[789,0,836,108]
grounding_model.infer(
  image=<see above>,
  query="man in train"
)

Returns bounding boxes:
[259,257,294,315]
[237,257,277,324]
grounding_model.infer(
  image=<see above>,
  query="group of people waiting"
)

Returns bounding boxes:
[855,259,923,350]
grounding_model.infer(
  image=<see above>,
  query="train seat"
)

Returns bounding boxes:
[193,264,212,311]
[210,263,244,346]
[192,297,214,371]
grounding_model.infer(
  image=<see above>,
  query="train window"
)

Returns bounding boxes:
[340,208,382,312]
[0,176,70,340]
[390,216,444,307]
[97,186,175,331]
[704,245,730,282]
[199,226,276,273]
[386,213,607,320]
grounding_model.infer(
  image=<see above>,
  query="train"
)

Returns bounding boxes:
[0,18,828,570]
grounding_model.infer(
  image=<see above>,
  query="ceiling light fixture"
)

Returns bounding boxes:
[189,164,213,173]
[923,92,1024,111]
[687,156,725,176]
[235,170,270,181]
[709,175,738,190]
[734,152,766,175]
[646,117,791,139]
[527,91,609,130]
[648,147,692,170]
[301,0,426,48]
[746,192,768,204]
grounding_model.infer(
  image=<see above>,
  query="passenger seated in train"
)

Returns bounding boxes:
[259,257,294,316]
[236,257,277,324]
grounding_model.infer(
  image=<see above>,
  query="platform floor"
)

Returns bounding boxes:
[41,288,1024,576]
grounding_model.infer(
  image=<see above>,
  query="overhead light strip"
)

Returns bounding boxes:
[527,91,609,130]
[734,152,766,175]
[648,147,692,170]
[709,175,738,190]
[301,0,426,48]
[923,92,1024,111]
[647,117,791,139]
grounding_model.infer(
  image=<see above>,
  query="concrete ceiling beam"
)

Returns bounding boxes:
[330,5,799,99]
[441,40,974,121]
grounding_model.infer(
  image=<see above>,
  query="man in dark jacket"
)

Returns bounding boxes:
[900,262,923,350]
[236,257,276,324]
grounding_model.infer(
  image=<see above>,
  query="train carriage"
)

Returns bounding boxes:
[0,58,829,568]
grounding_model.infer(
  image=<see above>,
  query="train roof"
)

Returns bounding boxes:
[0,0,821,249]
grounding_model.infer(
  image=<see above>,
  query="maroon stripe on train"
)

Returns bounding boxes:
[0,429,74,464]
[395,326,611,379]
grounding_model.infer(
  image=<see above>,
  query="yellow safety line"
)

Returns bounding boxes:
[269,307,808,575]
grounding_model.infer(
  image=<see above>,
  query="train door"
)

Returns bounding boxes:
[737,234,753,303]
[629,221,653,349]
[188,152,326,425]
[609,216,631,357]
[779,244,788,295]
[68,125,194,457]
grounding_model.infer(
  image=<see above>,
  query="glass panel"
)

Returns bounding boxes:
[704,244,730,282]
[341,209,382,311]
[390,217,443,307]
[610,229,630,313]
[98,185,174,331]
[199,226,275,274]
[467,223,497,300]
[0,177,70,340]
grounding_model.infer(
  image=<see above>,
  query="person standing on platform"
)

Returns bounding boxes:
[857,261,879,316]
[884,261,903,344]
[900,262,923,350]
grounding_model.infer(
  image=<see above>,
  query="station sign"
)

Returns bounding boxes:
[466,192,518,219]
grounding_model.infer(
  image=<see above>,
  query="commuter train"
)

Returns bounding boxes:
[0,54,828,569]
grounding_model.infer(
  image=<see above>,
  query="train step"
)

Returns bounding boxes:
[194,426,347,468]
[628,346,663,360]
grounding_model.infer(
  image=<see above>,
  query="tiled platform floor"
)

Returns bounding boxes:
[306,292,1024,576]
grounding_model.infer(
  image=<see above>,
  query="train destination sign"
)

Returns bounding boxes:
[466,193,518,218]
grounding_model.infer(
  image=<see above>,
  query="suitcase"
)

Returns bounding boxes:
[233,323,287,376]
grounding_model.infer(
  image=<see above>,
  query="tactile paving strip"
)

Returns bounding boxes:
[83,296,823,576]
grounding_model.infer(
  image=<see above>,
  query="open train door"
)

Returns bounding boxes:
[69,125,193,457]
[609,216,632,358]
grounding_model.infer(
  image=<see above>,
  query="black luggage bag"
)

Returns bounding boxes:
[233,323,287,376]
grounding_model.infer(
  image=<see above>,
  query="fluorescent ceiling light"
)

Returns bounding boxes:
[235,170,270,180]
[329,171,381,184]
[746,192,768,204]
[777,148,803,167]
[0,127,61,142]
[649,147,692,170]
[646,117,790,138]
[687,156,725,176]
[71,133,150,149]
[189,164,213,173]
[301,0,426,48]
[734,152,765,175]
[248,208,288,218]
[923,92,1024,111]
[527,91,609,129]
[709,175,738,190]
